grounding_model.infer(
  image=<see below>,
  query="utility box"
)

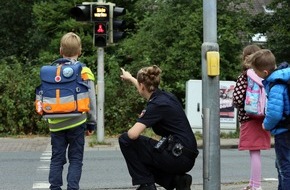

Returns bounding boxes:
[185,79,238,133]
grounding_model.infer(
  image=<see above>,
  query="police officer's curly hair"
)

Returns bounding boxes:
[137,65,162,93]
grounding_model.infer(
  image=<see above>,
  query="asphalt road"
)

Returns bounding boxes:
[0,136,279,190]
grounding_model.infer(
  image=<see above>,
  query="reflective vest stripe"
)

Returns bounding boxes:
[48,114,87,131]
[82,67,95,81]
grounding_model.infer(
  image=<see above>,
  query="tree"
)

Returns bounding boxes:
[0,0,257,135]
[103,0,254,134]
[250,0,290,63]
[0,0,35,58]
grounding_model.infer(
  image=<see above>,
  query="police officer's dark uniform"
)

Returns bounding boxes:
[119,88,199,190]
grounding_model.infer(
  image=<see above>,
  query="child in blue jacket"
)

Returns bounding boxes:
[249,49,290,190]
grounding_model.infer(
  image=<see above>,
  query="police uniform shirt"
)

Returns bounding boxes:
[137,89,197,150]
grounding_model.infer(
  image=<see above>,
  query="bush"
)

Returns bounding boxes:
[0,57,49,135]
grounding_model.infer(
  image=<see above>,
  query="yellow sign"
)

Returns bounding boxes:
[94,7,108,18]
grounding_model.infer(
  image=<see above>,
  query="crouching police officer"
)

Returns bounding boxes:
[119,65,199,190]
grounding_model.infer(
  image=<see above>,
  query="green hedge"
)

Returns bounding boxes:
[0,57,48,135]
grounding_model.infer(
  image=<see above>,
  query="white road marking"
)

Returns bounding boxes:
[32,181,50,189]
[264,178,278,181]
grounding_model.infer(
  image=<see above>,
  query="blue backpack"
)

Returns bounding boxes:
[35,58,90,118]
[244,69,266,116]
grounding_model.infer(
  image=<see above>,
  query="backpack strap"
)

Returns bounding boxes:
[247,69,263,86]
[51,58,80,66]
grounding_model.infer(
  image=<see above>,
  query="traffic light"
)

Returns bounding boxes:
[70,2,125,47]
[92,4,110,47]
[111,6,126,43]
[94,22,108,47]
[70,4,90,21]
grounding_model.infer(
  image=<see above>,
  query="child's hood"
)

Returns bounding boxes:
[267,66,290,83]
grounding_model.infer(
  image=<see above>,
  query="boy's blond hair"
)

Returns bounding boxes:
[60,32,82,57]
[247,49,276,73]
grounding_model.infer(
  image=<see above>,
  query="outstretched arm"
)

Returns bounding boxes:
[120,68,139,89]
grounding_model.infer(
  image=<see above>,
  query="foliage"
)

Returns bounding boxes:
[250,0,290,63]
[104,55,146,134]
[217,0,254,80]
[0,0,35,58]
[0,57,48,135]
[0,0,288,135]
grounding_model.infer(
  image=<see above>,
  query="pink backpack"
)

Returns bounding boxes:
[244,69,266,116]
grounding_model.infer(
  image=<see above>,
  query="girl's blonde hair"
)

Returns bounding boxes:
[242,44,261,70]
[248,49,276,72]
[60,32,82,57]
[137,65,162,93]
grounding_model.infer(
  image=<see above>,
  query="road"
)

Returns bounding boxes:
[0,137,278,190]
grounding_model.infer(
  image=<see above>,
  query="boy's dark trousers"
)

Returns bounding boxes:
[275,130,290,190]
[49,124,85,190]
[119,132,196,190]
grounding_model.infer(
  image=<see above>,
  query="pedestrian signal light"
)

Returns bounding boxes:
[96,24,105,33]
[94,22,108,47]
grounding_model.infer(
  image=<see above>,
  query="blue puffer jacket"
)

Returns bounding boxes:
[262,65,290,135]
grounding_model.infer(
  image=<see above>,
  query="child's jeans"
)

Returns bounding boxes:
[275,130,290,190]
[49,124,85,190]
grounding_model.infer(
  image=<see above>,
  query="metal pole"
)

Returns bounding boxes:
[96,0,106,143]
[202,0,220,190]
[97,47,105,142]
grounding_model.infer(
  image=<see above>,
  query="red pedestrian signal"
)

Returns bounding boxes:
[92,4,109,47]
[94,22,108,47]
[96,24,105,33]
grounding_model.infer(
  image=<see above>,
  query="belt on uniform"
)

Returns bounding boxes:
[171,143,199,159]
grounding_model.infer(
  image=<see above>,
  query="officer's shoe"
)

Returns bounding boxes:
[136,183,157,190]
[174,174,192,190]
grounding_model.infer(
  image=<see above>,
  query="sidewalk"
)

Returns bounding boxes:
[0,136,275,151]
[87,136,275,151]
[0,136,277,189]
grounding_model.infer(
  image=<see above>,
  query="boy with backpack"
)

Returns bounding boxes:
[249,49,290,190]
[36,32,97,190]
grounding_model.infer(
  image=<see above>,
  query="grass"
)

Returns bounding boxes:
[195,131,239,140]
[88,134,112,147]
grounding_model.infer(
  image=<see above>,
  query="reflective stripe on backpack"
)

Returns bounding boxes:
[35,61,90,117]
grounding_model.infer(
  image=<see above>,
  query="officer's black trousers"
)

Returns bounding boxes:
[119,132,195,190]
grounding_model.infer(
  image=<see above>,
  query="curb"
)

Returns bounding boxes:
[0,136,274,152]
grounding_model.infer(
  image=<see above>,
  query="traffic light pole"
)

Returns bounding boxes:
[96,0,106,142]
[202,0,220,190]
[97,47,105,142]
